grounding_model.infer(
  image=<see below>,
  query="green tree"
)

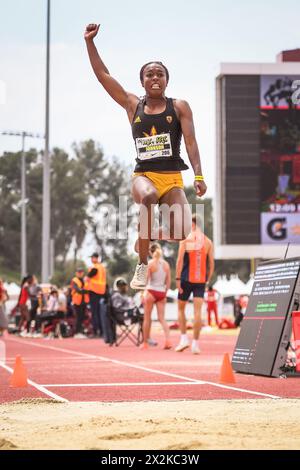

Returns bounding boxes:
[0,149,38,274]
[0,147,92,277]
[0,140,136,283]
[73,141,135,273]
[51,259,88,287]
[50,147,90,265]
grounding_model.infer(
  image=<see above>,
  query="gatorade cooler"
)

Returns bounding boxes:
[292,311,300,373]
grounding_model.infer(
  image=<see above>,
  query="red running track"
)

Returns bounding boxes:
[0,331,300,403]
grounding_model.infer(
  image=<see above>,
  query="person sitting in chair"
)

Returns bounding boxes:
[111,278,135,315]
[110,278,143,346]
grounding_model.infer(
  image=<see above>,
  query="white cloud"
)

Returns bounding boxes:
[0,80,6,105]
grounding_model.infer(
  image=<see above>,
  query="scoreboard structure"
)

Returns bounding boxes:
[232,257,300,377]
[215,49,300,259]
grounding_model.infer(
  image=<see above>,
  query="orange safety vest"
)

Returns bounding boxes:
[71,277,85,306]
[87,262,106,295]
[83,279,90,304]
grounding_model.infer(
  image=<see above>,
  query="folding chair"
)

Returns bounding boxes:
[39,311,65,338]
[110,306,143,347]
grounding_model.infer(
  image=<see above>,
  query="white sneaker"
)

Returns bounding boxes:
[175,338,190,352]
[74,333,87,339]
[191,343,201,355]
[130,263,148,290]
[20,330,28,338]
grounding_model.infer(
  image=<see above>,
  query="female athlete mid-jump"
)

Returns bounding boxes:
[85,23,207,289]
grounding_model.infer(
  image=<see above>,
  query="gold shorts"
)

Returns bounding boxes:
[132,171,184,199]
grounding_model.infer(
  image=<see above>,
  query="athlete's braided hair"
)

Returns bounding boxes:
[139,61,169,84]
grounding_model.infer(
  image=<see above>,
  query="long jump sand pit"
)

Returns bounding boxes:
[1,398,300,450]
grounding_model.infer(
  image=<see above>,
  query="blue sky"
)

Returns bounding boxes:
[1,0,300,198]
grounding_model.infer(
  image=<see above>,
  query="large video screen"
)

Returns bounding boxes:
[260,75,300,244]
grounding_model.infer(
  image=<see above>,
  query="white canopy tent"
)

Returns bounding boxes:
[213,275,229,295]
[245,274,255,296]
[4,282,20,297]
[3,282,20,315]
[226,275,249,297]
[213,275,249,297]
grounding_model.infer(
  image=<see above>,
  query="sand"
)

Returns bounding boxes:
[0,398,300,450]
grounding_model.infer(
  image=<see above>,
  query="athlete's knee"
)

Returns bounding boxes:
[140,191,158,207]
[194,307,202,320]
[178,302,186,314]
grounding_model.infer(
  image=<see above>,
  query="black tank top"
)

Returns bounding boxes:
[132,97,189,172]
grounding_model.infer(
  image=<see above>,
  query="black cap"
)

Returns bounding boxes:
[90,252,99,258]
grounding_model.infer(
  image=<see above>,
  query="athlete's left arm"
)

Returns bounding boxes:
[207,241,215,284]
[175,100,207,197]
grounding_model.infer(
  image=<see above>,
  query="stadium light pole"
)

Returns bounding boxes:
[1,130,45,279]
[42,0,51,283]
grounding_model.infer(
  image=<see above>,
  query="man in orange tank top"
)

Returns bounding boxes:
[175,214,214,354]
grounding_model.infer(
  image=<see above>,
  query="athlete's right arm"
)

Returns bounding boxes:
[84,24,138,113]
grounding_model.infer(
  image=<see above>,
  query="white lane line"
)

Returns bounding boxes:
[200,381,281,399]
[41,381,205,387]
[6,337,282,399]
[6,338,205,384]
[5,358,109,364]
[39,382,281,398]
[0,362,68,403]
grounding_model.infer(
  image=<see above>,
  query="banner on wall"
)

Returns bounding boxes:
[260,75,300,244]
[260,75,300,109]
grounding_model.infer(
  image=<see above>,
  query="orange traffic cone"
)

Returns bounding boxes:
[220,353,236,384]
[10,355,28,388]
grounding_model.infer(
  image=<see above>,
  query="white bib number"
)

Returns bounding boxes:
[136,133,172,160]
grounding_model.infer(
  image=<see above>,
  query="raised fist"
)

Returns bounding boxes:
[84,23,100,40]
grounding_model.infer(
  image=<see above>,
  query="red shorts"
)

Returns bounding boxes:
[207,302,217,311]
[148,290,166,302]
